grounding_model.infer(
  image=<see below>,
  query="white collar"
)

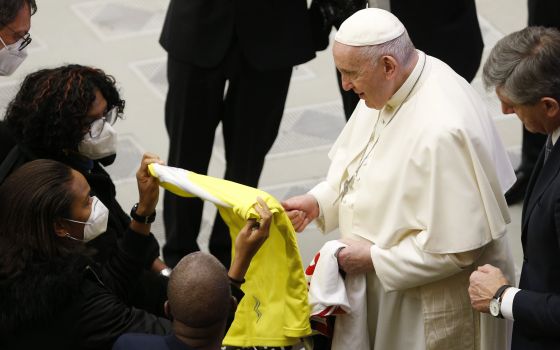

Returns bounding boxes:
[385,50,425,109]
[552,127,560,146]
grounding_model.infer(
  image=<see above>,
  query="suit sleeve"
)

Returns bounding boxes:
[512,290,560,336]
[510,196,560,336]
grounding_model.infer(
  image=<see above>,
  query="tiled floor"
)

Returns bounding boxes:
[1,0,528,279]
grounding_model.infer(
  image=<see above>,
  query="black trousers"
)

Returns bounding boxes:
[163,45,292,268]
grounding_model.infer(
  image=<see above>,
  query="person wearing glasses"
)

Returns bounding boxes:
[0,64,169,316]
[0,0,36,76]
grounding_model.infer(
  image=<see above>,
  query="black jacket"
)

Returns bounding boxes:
[0,121,160,268]
[0,229,171,350]
[159,0,316,70]
[512,139,560,349]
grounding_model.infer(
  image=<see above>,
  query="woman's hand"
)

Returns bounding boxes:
[228,197,272,283]
[130,153,164,235]
[136,153,164,216]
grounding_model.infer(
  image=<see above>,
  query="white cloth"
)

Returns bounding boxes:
[335,8,405,46]
[501,287,521,320]
[309,52,515,350]
[307,240,370,350]
[552,127,560,145]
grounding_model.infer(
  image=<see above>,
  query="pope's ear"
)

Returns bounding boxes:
[53,220,68,238]
[382,55,397,78]
[541,97,560,118]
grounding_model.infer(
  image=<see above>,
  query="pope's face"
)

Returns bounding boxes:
[333,42,392,110]
[496,87,549,134]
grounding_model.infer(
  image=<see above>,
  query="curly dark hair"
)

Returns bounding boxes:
[0,0,37,27]
[4,64,124,158]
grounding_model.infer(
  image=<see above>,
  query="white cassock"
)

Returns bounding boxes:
[309,51,516,350]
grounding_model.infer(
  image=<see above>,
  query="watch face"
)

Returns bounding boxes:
[489,299,500,317]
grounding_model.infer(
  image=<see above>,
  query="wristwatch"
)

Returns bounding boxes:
[130,203,156,224]
[160,267,172,278]
[489,284,511,318]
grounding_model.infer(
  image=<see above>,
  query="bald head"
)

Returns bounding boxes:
[167,252,231,327]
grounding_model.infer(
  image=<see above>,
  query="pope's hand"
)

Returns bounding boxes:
[337,238,374,274]
[468,264,510,313]
[281,194,319,232]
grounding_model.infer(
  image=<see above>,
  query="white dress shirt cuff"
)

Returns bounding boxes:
[500,287,520,320]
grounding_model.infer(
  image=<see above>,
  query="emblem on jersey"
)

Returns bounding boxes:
[253,296,262,322]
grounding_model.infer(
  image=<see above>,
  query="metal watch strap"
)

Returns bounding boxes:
[130,203,156,224]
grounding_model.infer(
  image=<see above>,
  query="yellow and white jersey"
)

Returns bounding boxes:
[148,164,311,347]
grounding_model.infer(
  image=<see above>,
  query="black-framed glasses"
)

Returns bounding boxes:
[86,103,125,138]
[0,23,31,51]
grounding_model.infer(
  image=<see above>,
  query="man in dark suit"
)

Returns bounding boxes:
[159,0,315,268]
[468,27,560,349]
[506,0,560,205]
[338,0,483,119]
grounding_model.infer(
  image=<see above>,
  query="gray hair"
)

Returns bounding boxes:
[357,30,416,68]
[483,26,560,104]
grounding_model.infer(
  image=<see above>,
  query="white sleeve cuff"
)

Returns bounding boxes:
[308,181,339,233]
[500,287,520,320]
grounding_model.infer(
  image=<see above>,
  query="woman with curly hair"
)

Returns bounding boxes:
[0,64,167,314]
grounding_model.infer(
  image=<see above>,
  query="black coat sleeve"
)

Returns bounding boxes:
[87,164,160,270]
[512,195,560,337]
[512,290,560,337]
[100,228,161,301]
[77,228,171,349]
[79,279,171,350]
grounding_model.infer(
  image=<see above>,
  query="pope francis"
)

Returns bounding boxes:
[283,8,516,350]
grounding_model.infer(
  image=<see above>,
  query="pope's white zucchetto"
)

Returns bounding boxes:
[334,8,405,47]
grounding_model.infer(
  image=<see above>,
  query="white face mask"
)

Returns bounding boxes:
[0,36,28,76]
[65,196,109,242]
[78,119,118,160]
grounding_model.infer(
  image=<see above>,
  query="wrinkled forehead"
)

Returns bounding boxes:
[333,42,369,70]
